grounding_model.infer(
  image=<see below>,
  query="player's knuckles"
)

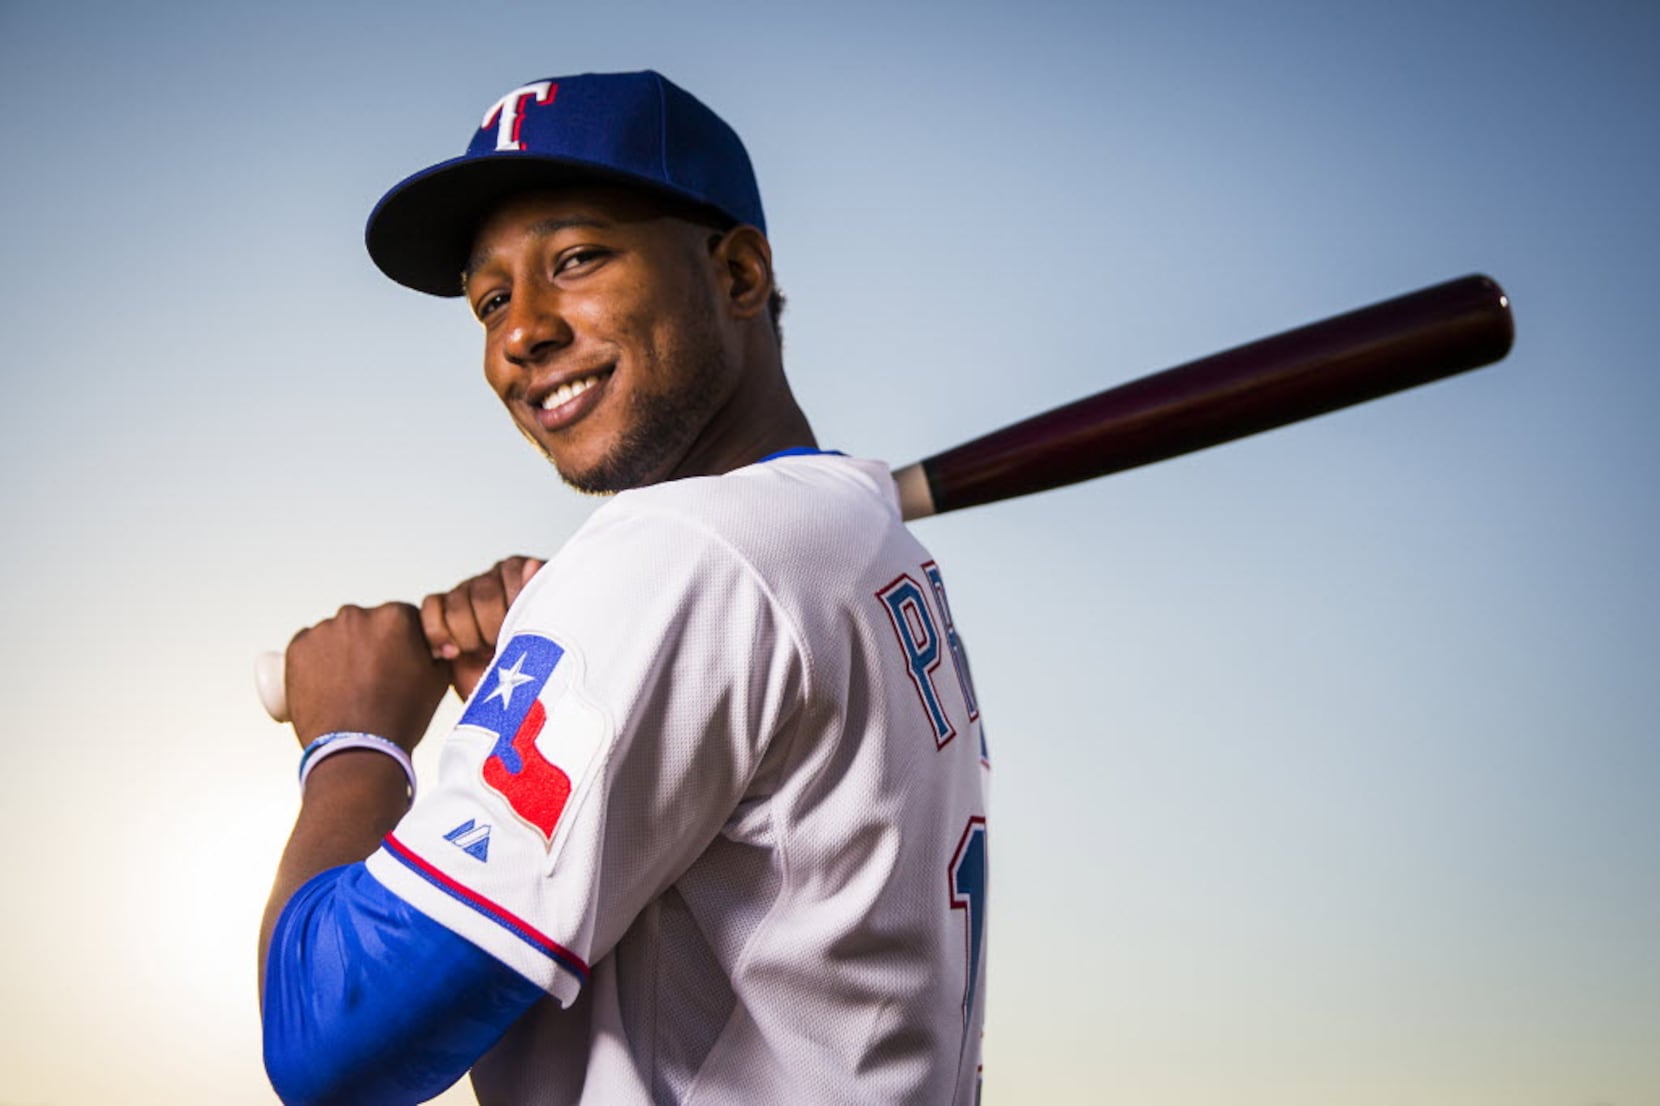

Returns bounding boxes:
[467,571,507,610]
[469,573,513,638]
[442,587,485,651]
[498,554,534,578]
[306,603,372,639]
[290,604,361,650]
[367,600,423,634]
[419,593,458,655]
[286,606,374,693]
[505,556,544,603]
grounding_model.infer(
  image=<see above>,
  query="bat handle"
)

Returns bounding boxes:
[892,462,936,522]
[256,651,290,723]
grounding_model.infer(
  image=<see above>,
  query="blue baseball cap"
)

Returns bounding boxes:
[366,70,765,297]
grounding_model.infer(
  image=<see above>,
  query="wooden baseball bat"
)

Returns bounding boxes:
[258,273,1514,721]
[892,273,1512,518]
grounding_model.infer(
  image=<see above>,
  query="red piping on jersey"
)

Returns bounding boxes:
[382,833,590,981]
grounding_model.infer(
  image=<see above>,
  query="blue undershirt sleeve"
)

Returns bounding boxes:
[262,861,545,1106]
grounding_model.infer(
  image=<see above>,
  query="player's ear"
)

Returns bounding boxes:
[707,225,773,322]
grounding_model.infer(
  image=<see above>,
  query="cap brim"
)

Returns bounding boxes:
[365,155,692,298]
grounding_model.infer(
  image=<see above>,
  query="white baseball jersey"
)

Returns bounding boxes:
[364,451,990,1103]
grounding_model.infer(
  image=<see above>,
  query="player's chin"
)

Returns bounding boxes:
[553,450,655,496]
[549,457,629,496]
[534,431,625,495]
[552,432,686,496]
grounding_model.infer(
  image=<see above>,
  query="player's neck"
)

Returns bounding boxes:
[670,362,817,480]
[679,403,818,479]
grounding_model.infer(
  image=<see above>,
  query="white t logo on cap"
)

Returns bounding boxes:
[482,82,558,152]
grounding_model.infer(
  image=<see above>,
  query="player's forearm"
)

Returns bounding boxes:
[259,752,412,995]
[260,823,543,1106]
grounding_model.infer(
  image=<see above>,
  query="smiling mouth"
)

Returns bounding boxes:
[540,372,607,410]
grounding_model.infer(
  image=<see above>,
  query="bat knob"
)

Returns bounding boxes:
[255,650,290,723]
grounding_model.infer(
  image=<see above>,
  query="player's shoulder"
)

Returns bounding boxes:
[556,452,910,607]
[605,451,900,551]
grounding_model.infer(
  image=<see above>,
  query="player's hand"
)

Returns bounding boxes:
[284,602,450,750]
[420,555,545,701]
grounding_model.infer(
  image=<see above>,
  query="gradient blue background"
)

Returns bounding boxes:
[2,2,1655,1103]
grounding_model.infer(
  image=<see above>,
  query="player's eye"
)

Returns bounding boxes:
[555,248,609,276]
[475,291,508,321]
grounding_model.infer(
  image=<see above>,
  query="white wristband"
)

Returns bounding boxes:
[298,732,416,801]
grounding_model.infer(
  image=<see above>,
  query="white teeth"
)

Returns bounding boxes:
[541,375,598,410]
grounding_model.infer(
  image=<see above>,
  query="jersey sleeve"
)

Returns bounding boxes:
[262,862,545,1106]
[365,497,808,1006]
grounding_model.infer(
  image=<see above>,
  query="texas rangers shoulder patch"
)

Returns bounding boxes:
[459,633,607,849]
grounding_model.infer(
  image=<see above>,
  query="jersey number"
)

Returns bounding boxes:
[949,817,988,1032]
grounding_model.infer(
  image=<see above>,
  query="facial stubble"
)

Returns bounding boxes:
[548,301,733,496]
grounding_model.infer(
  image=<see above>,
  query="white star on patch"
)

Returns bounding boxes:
[484,651,536,712]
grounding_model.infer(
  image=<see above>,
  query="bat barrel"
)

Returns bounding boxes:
[921,274,1514,514]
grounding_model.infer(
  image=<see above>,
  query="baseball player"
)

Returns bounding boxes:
[260,70,990,1105]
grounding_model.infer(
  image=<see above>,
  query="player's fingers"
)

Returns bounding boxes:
[442,584,488,657]
[419,556,541,666]
[502,555,546,607]
[419,592,461,661]
[463,567,513,649]
[461,556,542,649]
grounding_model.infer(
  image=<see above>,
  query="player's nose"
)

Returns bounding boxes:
[502,288,574,367]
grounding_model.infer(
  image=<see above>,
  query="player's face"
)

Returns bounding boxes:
[466,188,744,494]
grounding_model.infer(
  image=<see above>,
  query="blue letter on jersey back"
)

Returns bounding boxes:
[877,574,956,746]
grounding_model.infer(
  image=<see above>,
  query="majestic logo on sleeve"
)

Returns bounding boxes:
[459,633,607,848]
